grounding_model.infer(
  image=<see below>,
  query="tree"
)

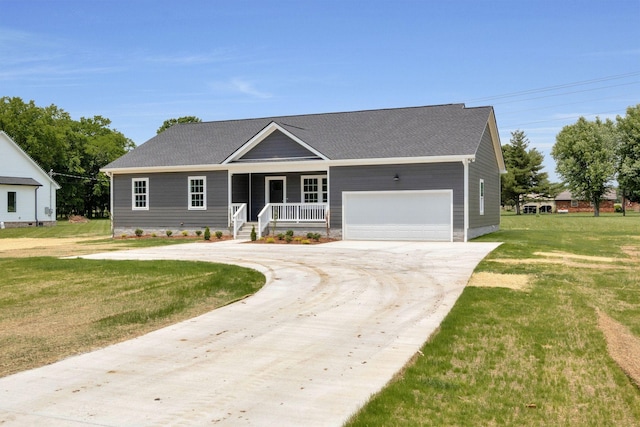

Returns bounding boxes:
[501,130,551,214]
[0,97,133,218]
[616,104,640,204]
[551,117,617,217]
[156,116,202,134]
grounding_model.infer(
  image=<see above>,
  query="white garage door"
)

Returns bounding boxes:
[342,190,453,241]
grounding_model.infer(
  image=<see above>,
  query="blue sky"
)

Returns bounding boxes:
[1,0,639,181]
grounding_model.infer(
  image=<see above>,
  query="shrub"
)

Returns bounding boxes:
[135,228,144,237]
[120,234,127,239]
[301,239,311,245]
[151,232,157,238]
[215,231,223,239]
[277,233,285,240]
[195,230,202,237]
[166,230,173,237]
[266,237,275,243]
[250,225,257,241]
[204,226,211,241]
[311,233,321,241]
[285,230,294,237]
[615,204,623,213]
[307,232,314,239]
[284,235,293,243]
[181,230,189,237]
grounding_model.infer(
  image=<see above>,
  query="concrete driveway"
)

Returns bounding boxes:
[0,240,500,426]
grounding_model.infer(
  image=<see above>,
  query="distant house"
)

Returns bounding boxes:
[0,131,60,228]
[102,104,506,242]
[555,190,617,213]
[522,194,556,214]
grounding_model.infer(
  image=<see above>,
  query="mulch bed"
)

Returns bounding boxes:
[248,236,338,245]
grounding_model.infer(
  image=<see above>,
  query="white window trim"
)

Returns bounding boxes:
[301,175,328,204]
[479,179,485,216]
[188,176,207,210]
[132,178,149,211]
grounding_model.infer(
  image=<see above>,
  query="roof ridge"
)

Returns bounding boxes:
[184,103,484,127]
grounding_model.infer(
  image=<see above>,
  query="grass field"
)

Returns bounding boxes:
[346,213,640,427]
[0,220,264,378]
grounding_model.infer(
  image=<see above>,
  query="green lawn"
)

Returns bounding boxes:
[346,213,640,427]
[0,218,111,238]
[0,220,265,378]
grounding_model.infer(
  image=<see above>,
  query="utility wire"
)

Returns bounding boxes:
[49,171,98,181]
[464,71,640,103]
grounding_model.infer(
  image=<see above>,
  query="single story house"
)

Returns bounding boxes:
[555,189,617,213]
[0,131,60,228]
[102,104,505,242]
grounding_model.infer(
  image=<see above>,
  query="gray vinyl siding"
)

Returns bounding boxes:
[238,130,318,161]
[329,163,465,239]
[112,171,228,229]
[468,125,501,238]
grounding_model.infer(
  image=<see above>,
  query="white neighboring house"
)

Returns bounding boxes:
[0,131,60,228]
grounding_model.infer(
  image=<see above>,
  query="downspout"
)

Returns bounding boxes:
[227,171,232,227]
[463,158,470,242]
[107,172,114,237]
[34,187,39,226]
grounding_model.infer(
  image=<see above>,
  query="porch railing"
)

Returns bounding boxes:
[230,203,247,239]
[257,203,328,238]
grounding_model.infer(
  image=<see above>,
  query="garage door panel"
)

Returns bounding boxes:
[343,190,452,241]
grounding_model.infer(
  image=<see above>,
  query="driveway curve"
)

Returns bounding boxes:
[0,240,500,426]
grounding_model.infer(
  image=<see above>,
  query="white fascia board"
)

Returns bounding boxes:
[102,155,475,175]
[101,164,229,175]
[487,109,507,173]
[222,122,329,164]
[328,155,474,167]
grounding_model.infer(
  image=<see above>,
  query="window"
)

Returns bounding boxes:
[479,179,485,215]
[302,175,327,203]
[188,176,206,210]
[7,192,16,213]
[571,199,578,207]
[132,178,149,210]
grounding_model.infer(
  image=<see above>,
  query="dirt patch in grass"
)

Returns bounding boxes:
[621,246,640,259]
[492,250,633,270]
[0,237,115,258]
[467,272,531,291]
[534,251,617,263]
[597,309,640,388]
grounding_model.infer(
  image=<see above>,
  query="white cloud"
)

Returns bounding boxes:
[144,50,238,66]
[209,77,272,99]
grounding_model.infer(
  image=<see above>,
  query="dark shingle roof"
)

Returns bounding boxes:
[105,104,494,169]
[0,176,42,186]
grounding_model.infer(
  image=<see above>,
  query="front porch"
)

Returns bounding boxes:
[231,203,329,238]
[228,171,329,239]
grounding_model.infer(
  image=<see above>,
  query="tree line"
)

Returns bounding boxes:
[0,97,134,218]
[502,104,640,216]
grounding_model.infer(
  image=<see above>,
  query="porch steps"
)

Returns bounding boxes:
[235,222,258,240]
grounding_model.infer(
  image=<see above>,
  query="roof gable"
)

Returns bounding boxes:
[224,122,328,163]
[0,131,60,189]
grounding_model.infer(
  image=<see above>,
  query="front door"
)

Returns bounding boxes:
[266,176,285,204]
